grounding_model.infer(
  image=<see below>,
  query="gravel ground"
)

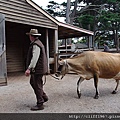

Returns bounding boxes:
[0,73,120,113]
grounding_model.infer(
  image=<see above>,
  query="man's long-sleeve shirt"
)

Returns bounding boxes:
[28,45,40,69]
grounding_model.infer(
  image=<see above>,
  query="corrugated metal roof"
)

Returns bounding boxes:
[58,22,94,39]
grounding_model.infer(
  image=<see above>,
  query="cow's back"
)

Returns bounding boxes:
[93,51,120,78]
[68,51,120,79]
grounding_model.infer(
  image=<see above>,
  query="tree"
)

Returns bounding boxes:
[66,0,71,23]
[46,0,120,49]
[97,5,120,49]
[76,0,120,49]
[45,1,67,17]
[46,0,82,24]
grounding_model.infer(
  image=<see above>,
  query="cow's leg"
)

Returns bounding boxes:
[112,80,119,94]
[77,77,84,98]
[94,74,99,99]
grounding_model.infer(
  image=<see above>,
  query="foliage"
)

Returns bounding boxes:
[78,38,86,44]
[45,1,67,17]
[45,0,120,48]
[77,0,120,47]
[77,15,94,30]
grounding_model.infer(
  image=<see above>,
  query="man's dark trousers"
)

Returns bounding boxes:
[30,74,47,105]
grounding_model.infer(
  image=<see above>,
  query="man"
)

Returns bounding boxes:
[103,42,109,52]
[25,29,48,111]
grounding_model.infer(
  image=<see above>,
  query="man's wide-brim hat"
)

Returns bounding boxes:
[26,29,41,36]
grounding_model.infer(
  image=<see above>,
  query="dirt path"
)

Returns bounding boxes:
[0,73,120,113]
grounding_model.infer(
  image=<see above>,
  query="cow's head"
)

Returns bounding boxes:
[55,59,69,79]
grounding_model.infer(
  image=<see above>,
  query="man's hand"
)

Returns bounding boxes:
[25,69,30,76]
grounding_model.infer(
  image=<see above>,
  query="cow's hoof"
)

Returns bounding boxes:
[94,95,99,99]
[112,90,117,94]
[77,92,81,99]
[77,90,81,99]
[78,94,81,99]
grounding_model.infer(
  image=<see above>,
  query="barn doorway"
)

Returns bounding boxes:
[5,21,54,74]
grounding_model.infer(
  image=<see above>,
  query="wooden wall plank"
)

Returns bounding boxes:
[0,0,58,29]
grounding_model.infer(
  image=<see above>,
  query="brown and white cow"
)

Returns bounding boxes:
[55,51,120,99]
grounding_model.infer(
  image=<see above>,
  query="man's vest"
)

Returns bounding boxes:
[26,39,48,74]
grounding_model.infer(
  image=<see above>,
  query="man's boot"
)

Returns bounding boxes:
[31,104,44,111]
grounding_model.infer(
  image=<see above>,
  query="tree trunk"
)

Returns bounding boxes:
[70,0,78,24]
[66,0,71,23]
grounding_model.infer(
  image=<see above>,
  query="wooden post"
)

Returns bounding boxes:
[92,35,95,50]
[45,29,50,73]
[88,36,90,49]
[0,14,7,85]
[54,29,58,73]
[116,30,119,52]
[65,39,67,58]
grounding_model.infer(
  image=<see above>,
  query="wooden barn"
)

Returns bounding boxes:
[0,0,93,85]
